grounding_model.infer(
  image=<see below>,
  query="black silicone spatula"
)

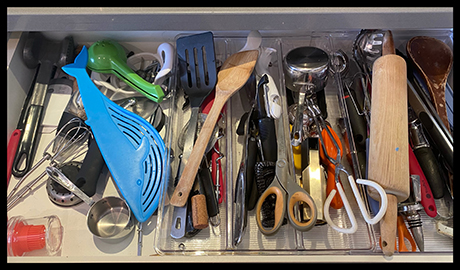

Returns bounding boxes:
[175,32,217,174]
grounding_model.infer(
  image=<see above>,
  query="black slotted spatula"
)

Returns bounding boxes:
[176,32,218,172]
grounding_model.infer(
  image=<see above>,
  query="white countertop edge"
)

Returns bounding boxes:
[7,253,453,263]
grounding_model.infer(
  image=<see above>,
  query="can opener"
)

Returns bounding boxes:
[255,47,282,119]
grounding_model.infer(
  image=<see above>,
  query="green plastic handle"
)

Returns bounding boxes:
[87,40,164,103]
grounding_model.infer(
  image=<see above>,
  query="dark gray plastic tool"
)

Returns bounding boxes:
[13,32,75,177]
[175,32,217,175]
[170,32,217,239]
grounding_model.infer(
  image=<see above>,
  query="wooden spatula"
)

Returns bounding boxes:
[368,30,410,257]
[406,36,453,134]
[170,50,259,207]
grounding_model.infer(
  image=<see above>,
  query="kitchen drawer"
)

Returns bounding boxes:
[7,15,453,262]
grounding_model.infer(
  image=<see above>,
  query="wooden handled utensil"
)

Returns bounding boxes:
[406,36,453,134]
[170,50,259,207]
[368,30,410,257]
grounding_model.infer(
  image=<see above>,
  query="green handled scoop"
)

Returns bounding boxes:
[87,40,164,103]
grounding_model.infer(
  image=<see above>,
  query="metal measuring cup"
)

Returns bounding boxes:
[283,46,329,146]
[46,166,134,240]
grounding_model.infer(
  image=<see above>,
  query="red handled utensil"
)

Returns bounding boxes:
[201,90,225,204]
[408,146,437,217]
[7,65,40,187]
[7,130,21,187]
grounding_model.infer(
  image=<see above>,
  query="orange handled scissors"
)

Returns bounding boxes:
[256,110,317,236]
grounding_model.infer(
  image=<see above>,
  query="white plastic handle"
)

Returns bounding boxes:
[255,47,281,119]
[264,73,282,119]
[324,182,358,234]
[153,42,174,85]
[324,176,389,234]
[238,30,262,52]
[353,177,388,225]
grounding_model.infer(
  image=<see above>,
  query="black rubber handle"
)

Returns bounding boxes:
[258,117,277,162]
[12,105,43,177]
[246,136,259,210]
[36,61,56,85]
[198,162,219,218]
[316,88,328,119]
[74,136,105,197]
[414,146,444,199]
[418,111,453,171]
[397,49,454,171]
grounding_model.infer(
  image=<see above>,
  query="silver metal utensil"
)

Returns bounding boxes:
[283,46,329,146]
[46,166,134,240]
[7,118,90,211]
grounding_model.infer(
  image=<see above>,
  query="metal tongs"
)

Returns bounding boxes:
[310,51,388,234]
[307,99,387,233]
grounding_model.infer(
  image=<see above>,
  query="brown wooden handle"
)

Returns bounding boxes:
[382,30,395,55]
[191,194,209,229]
[170,95,226,207]
[380,194,398,256]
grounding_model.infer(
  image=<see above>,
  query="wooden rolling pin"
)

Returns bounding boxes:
[368,30,410,257]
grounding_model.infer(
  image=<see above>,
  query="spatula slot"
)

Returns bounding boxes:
[185,49,193,88]
[193,47,201,88]
[202,46,210,86]
[183,46,211,90]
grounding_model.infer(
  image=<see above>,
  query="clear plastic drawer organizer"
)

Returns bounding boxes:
[155,30,453,255]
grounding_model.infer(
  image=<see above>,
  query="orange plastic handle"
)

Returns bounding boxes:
[319,125,344,209]
[378,215,417,252]
[256,185,285,236]
[288,191,317,230]
[397,214,417,252]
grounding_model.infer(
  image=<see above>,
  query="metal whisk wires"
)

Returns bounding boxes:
[7,118,91,211]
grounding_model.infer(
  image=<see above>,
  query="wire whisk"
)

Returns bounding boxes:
[7,117,91,211]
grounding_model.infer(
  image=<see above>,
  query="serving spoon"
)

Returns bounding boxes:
[407,36,453,133]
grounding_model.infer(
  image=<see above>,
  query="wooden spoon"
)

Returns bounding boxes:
[170,50,259,207]
[407,36,453,133]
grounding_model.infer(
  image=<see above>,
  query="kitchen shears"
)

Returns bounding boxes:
[255,109,317,236]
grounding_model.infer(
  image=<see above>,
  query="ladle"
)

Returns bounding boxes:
[406,36,453,133]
